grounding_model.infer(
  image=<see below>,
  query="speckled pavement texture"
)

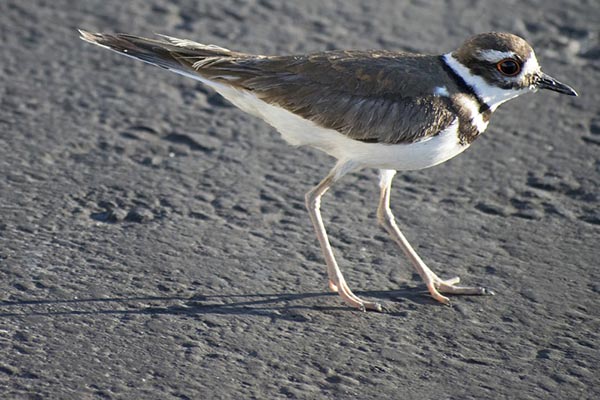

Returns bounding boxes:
[1,1,599,399]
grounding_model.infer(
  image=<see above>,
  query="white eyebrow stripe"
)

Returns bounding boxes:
[477,49,516,62]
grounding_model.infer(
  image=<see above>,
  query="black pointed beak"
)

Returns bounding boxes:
[536,72,578,96]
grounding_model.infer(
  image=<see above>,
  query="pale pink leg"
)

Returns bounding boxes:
[305,165,382,312]
[377,169,493,305]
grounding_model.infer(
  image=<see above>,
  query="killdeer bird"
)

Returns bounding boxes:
[79,30,577,311]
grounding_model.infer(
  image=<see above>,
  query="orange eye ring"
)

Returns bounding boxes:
[496,58,521,76]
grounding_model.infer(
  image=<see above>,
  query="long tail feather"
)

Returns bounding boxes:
[78,29,238,76]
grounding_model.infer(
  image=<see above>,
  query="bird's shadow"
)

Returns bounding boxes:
[0,286,439,321]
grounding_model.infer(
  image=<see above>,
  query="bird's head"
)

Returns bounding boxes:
[448,32,577,110]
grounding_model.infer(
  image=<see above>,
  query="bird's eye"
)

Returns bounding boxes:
[496,59,521,76]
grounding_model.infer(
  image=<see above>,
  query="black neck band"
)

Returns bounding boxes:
[439,55,491,114]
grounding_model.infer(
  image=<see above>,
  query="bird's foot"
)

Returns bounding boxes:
[329,279,383,312]
[427,276,494,305]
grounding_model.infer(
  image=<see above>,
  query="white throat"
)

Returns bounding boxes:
[443,53,527,112]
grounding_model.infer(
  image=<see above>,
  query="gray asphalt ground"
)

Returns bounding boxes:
[1,0,599,399]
